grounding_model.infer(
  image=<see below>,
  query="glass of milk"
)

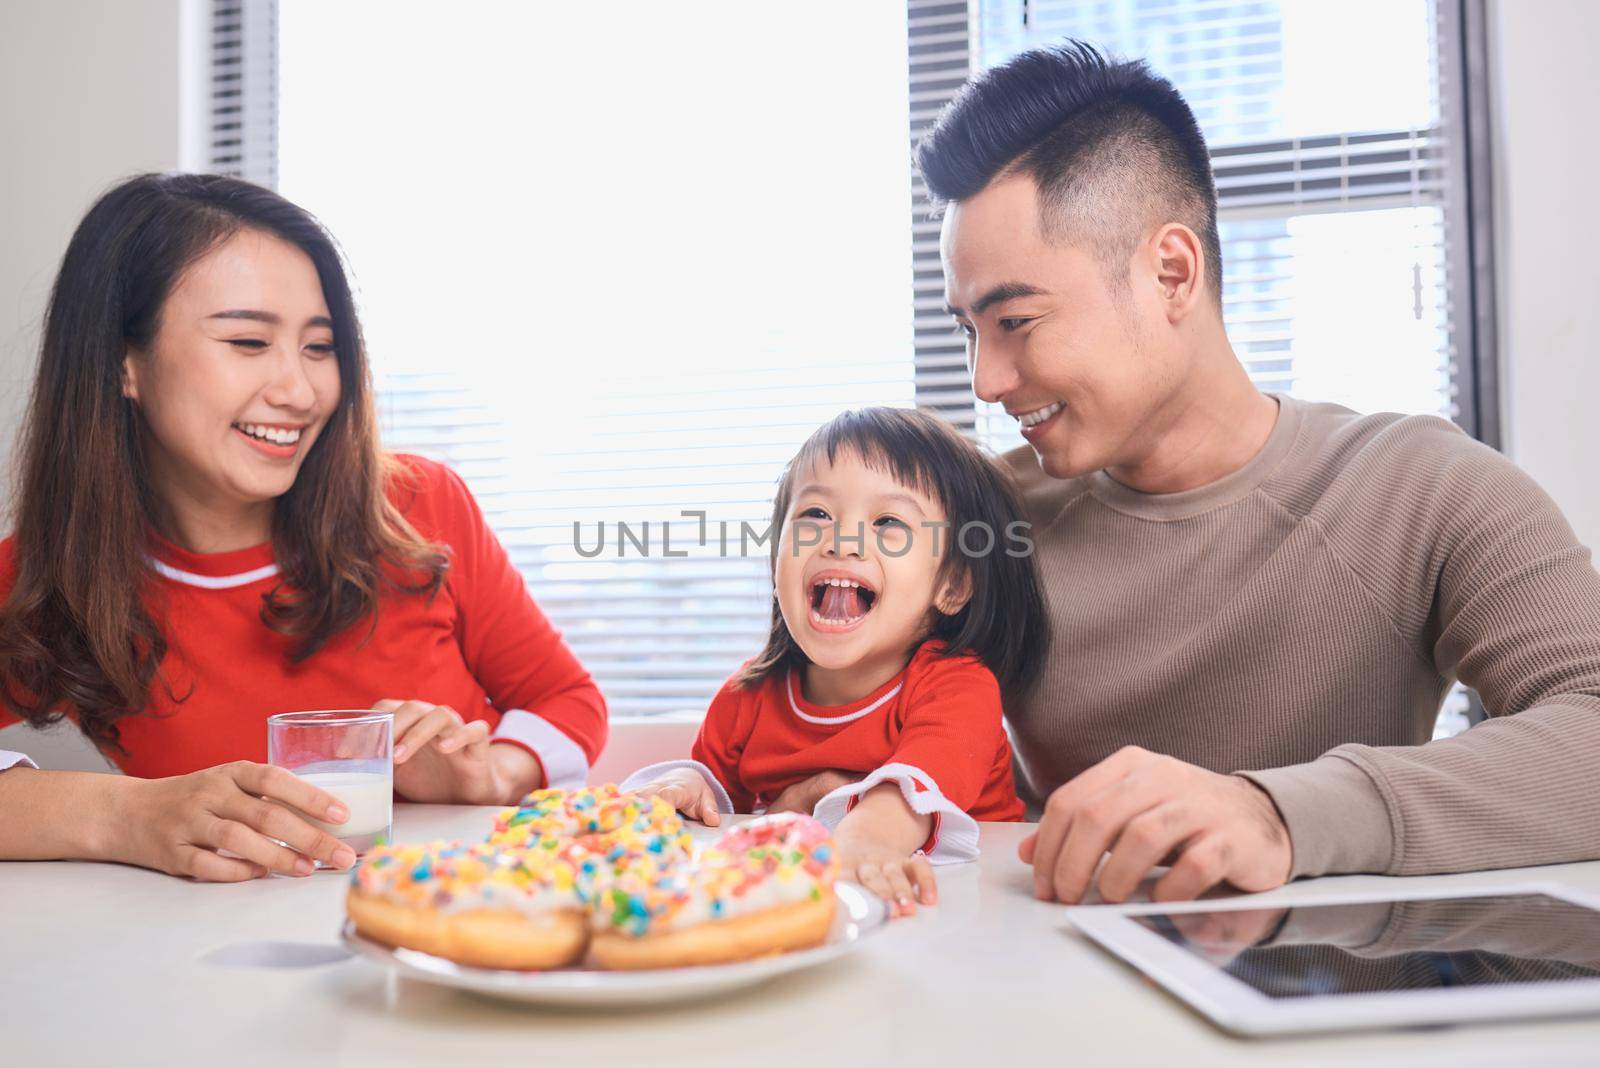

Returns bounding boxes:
[267,709,394,860]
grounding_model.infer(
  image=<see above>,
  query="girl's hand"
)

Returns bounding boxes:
[833,782,938,917]
[118,761,356,881]
[838,841,938,918]
[378,699,533,805]
[627,768,722,826]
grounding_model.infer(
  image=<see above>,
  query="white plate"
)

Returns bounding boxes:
[340,882,887,1007]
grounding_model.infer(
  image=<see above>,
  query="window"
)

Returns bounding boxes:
[247,1,1490,726]
[276,2,914,717]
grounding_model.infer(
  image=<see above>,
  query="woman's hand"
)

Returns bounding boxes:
[833,782,938,917]
[116,761,356,881]
[378,699,538,805]
[627,767,722,826]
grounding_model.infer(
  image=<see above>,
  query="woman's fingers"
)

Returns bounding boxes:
[221,762,355,869]
[182,846,268,883]
[435,718,490,756]
[231,762,348,827]
[393,705,462,763]
[375,699,436,760]
[227,794,354,870]
[203,816,316,877]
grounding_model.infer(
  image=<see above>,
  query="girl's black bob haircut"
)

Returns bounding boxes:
[734,406,1047,694]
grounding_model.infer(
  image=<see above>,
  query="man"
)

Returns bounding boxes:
[916,41,1600,904]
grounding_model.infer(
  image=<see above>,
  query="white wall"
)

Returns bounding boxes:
[0,0,188,502]
[0,0,191,769]
[1490,0,1600,554]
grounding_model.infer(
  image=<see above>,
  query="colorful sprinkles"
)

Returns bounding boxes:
[353,788,837,941]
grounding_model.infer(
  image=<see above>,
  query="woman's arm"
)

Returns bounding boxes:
[417,460,607,790]
[0,767,120,861]
[0,762,356,878]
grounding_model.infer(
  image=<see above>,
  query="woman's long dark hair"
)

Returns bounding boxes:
[0,172,447,752]
[735,407,1047,694]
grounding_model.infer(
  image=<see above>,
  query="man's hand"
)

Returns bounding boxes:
[1019,746,1292,904]
[766,769,861,815]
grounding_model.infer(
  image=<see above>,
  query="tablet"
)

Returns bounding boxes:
[1067,883,1600,1037]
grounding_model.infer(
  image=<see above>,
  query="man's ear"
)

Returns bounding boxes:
[935,569,973,616]
[121,348,142,403]
[1150,222,1206,323]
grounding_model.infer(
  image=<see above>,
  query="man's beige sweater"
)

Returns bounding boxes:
[1002,394,1600,878]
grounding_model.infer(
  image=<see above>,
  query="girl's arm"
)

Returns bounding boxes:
[832,782,938,916]
[812,652,1010,865]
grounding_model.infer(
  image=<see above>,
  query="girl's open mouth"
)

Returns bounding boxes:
[807,571,878,633]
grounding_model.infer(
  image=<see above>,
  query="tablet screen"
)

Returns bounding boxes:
[1132,893,1600,999]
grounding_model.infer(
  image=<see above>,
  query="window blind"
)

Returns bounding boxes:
[203,0,277,186]
[375,360,911,716]
[912,0,1476,453]
[275,2,915,718]
[909,0,980,428]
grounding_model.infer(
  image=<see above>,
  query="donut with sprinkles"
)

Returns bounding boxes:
[589,812,839,970]
[487,784,693,863]
[345,839,591,969]
[345,787,837,971]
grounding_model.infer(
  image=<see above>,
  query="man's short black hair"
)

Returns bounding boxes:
[916,40,1223,307]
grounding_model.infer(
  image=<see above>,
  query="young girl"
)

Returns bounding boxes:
[625,407,1046,914]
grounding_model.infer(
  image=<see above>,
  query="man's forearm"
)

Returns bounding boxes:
[1244,699,1600,878]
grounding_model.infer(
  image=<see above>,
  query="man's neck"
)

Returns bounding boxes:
[1105,338,1281,496]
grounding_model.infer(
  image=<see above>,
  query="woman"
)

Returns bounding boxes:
[0,173,606,881]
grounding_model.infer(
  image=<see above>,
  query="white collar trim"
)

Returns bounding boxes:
[149,559,280,590]
[786,670,903,726]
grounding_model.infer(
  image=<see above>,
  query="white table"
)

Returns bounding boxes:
[5,805,1600,1067]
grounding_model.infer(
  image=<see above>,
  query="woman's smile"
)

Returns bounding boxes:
[232,420,309,459]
